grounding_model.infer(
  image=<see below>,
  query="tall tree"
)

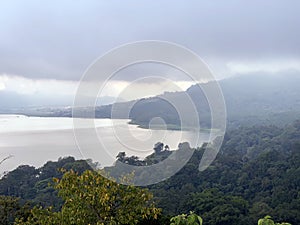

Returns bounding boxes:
[16,170,161,225]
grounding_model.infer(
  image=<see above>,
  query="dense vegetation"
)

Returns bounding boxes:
[14,170,160,225]
[148,121,300,224]
[0,121,299,224]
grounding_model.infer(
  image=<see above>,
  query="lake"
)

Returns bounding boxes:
[0,114,214,173]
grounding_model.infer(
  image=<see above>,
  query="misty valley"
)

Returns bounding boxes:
[1,1,300,223]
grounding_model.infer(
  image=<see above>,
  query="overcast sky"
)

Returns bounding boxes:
[0,0,300,105]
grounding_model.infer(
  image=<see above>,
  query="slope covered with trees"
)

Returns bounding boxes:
[0,121,299,224]
[147,121,300,224]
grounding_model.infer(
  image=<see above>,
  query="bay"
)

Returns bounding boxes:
[0,115,214,173]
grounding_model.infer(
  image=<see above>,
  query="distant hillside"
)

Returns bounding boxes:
[9,72,300,128]
[220,72,300,126]
[94,72,300,128]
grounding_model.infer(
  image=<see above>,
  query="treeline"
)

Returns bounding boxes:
[0,121,299,224]
[0,157,92,210]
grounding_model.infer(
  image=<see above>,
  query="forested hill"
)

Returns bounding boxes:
[45,72,300,128]
[7,73,300,129]
[0,121,299,224]
[150,121,300,224]
[127,72,300,128]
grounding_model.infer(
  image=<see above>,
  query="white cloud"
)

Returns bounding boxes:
[0,74,197,102]
[227,59,300,74]
[0,74,78,95]
[99,78,196,101]
[0,82,5,91]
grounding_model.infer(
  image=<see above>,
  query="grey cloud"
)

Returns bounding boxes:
[0,0,299,81]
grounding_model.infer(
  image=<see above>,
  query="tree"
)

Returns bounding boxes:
[258,215,291,225]
[16,170,161,225]
[170,212,203,225]
[185,189,249,225]
[116,152,126,162]
[164,145,170,151]
[154,142,164,153]
[0,195,30,224]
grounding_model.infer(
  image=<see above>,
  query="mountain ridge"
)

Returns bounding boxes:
[3,72,300,128]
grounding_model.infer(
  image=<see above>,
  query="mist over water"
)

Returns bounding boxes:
[0,115,212,173]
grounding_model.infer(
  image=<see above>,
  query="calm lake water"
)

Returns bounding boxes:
[0,115,214,173]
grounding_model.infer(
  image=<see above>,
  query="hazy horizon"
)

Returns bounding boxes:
[1,1,300,108]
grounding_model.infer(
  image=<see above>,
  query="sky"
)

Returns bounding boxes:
[0,0,300,106]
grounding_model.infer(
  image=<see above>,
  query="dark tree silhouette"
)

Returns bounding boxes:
[116,152,126,162]
[154,142,164,153]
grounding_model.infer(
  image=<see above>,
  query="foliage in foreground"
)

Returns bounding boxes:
[170,212,203,225]
[258,215,291,225]
[0,174,294,225]
[15,170,161,225]
[168,213,291,225]
[0,196,30,225]
[1,193,289,225]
